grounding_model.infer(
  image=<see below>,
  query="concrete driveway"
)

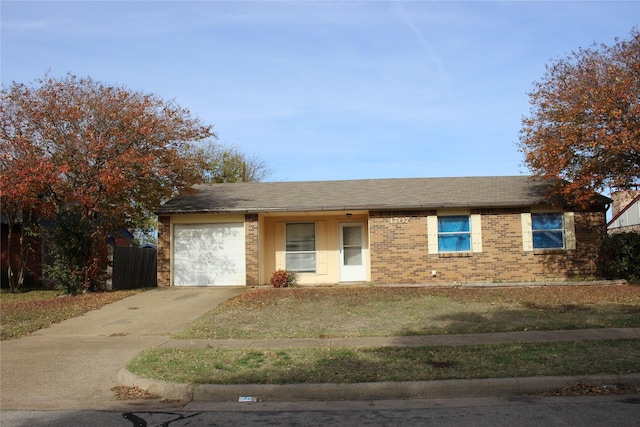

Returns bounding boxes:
[0,287,245,410]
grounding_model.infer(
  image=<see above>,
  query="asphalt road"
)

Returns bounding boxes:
[3,395,640,426]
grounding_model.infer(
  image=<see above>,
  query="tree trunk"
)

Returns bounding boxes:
[5,210,19,292]
[5,209,38,292]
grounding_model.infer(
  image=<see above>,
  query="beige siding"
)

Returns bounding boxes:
[261,213,369,285]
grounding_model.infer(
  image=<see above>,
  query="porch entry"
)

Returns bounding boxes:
[339,222,366,282]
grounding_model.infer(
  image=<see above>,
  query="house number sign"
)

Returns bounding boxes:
[389,217,410,224]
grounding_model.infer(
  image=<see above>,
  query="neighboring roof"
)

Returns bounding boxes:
[156,176,610,215]
[607,193,640,229]
[105,228,135,245]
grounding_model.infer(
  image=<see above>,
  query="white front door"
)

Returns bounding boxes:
[339,222,367,282]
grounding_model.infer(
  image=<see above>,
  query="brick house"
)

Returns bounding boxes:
[155,176,610,287]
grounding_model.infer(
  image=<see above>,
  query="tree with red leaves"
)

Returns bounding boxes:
[1,74,214,292]
[0,99,59,291]
[519,28,639,207]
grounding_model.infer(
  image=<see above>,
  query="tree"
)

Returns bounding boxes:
[519,28,640,207]
[129,143,271,248]
[0,98,59,291]
[1,73,215,292]
[194,142,271,183]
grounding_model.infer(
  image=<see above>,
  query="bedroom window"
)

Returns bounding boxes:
[428,213,482,254]
[438,215,471,252]
[522,212,575,251]
[532,212,564,249]
[285,223,316,272]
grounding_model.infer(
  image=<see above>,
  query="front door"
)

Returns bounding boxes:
[339,222,367,282]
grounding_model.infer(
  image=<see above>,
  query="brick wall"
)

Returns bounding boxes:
[369,209,607,284]
[156,216,171,287]
[369,211,431,283]
[245,214,260,286]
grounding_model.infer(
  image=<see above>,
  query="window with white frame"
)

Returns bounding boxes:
[438,215,471,252]
[521,211,575,251]
[428,213,482,254]
[285,223,316,272]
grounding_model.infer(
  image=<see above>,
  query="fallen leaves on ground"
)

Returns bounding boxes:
[538,383,640,396]
[111,386,159,400]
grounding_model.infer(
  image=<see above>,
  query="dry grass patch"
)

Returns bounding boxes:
[176,285,640,340]
[1,289,143,340]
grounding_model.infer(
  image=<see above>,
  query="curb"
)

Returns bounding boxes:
[117,368,640,402]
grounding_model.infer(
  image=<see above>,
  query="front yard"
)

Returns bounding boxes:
[0,289,142,340]
[3,284,639,385]
[130,284,640,385]
[175,285,640,339]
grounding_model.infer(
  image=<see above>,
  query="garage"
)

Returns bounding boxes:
[173,223,246,286]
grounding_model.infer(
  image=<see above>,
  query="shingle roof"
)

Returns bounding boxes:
[156,176,608,214]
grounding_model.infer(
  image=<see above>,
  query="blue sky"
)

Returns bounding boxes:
[2,1,638,182]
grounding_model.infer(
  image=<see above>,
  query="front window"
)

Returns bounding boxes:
[532,213,564,249]
[438,216,471,252]
[286,223,316,272]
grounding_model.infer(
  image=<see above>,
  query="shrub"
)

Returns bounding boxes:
[45,257,87,295]
[597,232,640,283]
[270,269,296,288]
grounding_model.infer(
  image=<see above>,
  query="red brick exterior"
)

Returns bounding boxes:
[369,209,607,284]
[245,214,260,286]
[157,216,171,287]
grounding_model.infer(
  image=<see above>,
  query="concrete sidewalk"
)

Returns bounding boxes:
[158,327,640,350]
[2,287,639,410]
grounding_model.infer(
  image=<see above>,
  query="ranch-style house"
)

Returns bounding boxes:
[155,176,610,287]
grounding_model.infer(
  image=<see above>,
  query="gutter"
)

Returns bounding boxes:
[155,202,576,216]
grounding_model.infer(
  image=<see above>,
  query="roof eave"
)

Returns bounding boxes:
[156,200,567,215]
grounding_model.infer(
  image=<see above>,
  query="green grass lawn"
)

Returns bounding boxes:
[127,339,640,385]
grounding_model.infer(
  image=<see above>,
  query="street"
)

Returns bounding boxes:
[3,395,640,426]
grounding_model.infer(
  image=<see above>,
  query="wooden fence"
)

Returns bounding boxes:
[111,246,157,290]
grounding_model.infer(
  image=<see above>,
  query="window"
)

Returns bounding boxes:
[531,213,564,249]
[285,223,316,272]
[438,216,471,252]
[428,213,482,254]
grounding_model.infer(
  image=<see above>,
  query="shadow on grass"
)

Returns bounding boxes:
[394,304,640,337]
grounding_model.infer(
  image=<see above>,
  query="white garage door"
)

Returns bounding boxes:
[173,223,246,286]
